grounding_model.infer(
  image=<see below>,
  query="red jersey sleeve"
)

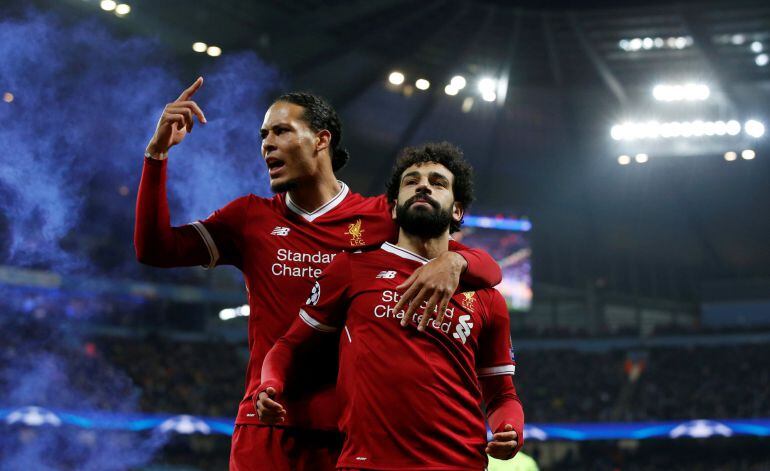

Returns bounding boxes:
[298,252,353,332]
[134,158,211,268]
[448,239,503,289]
[478,290,524,450]
[196,195,250,269]
[259,253,353,399]
[477,290,516,379]
[135,158,249,269]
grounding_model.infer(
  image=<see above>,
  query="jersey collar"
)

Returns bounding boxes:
[381,242,430,265]
[285,181,349,222]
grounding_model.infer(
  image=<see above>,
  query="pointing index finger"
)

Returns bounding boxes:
[177,76,203,102]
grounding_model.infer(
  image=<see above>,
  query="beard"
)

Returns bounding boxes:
[395,194,453,238]
[270,178,298,194]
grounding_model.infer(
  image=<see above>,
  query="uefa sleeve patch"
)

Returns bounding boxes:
[306,280,321,306]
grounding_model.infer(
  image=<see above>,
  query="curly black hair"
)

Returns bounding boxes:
[385,141,474,233]
[274,92,349,171]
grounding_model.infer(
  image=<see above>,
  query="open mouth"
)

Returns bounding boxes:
[266,157,285,177]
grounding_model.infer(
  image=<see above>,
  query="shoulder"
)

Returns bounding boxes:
[343,192,390,213]
[476,288,508,318]
[233,192,288,217]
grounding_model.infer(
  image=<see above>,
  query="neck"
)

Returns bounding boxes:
[287,171,341,213]
[396,229,450,260]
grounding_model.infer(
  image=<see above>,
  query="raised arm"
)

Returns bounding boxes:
[135,158,210,267]
[134,77,239,268]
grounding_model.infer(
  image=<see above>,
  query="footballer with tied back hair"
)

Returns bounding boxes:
[136,77,504,470]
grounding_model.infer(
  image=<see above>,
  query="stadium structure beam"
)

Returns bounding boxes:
[289,0,443,79]
[366,5,497,195]
[567,12,629,108]
[477,8,522,203]
[678,11,742,112]
[328,1,468,110]
[541,12,564,88]
[308,0,413,32]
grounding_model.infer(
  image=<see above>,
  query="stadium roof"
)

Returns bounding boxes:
[32,0,770,298]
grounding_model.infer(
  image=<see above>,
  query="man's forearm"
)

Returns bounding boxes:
[134,157,208,267]
[449,243,503,288]
[482,374,525,452]
[259,317,321,396]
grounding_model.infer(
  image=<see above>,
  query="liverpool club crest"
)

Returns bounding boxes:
[461,291,476,312]
[345,219,366,246]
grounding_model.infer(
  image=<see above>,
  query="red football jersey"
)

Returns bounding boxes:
[135,159,503,430]
[198,183,396,427]
[300,243,516,470]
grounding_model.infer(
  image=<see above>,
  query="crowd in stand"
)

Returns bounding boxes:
[100,337,248,418]
[93,334,770,424]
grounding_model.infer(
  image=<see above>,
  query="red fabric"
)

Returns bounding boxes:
[134,158,210,267]
[482,374,525,455]
[229,424,341,471]
[134,158,502,430]
[261,245,517,470]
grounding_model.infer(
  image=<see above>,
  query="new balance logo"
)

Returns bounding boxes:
[271,226,290,236]
[376,271,396,279]
[452,315,475,344]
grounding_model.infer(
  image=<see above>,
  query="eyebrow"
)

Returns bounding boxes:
[401,170,451,183]
[259,123,291,134]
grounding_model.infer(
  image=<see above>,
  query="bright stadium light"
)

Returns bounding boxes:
[620,36,692,51]
[100,0,116,11]
[3,92,13,103]
[388,71,405,85]
[618,155,631,165]
[192,42,207,53]
[652,83,710,101]
[115,3,130,16]
[732,34,746,45]
[219,304,250,321]
[741,149,756,160]
[206,46,222,57]
[478,77,497,95]
[450,75,467,90]
[756,54,769,66]
[751,41,764,53]
[444,84,458,96]
[635,153,649,163]
[415,79,430,90]
[724,151,737,161]
[481,91,496,102]
[611,119,748,140]
[745,120,765,138]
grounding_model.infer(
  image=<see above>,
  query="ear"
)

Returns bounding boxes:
[391,201,398,221]
[452,201,464,225]
[316,129,332,153]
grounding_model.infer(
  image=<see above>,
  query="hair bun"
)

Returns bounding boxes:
[332,147,350,171]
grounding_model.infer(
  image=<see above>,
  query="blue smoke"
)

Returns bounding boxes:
[0,8,275,272]
[0,307,166,470]
[0,7,279,468]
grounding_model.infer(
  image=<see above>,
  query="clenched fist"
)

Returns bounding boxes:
[146,77,207,156]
